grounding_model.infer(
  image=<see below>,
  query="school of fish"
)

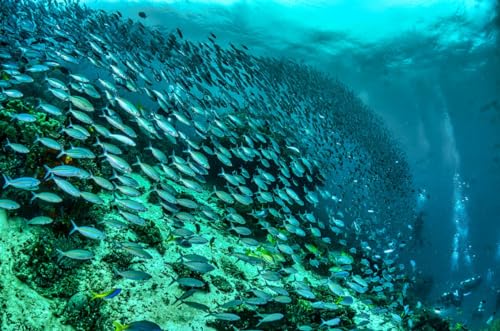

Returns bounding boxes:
[0,0,417,330]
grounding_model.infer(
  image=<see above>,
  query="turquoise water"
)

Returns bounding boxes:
[0,0,499,330]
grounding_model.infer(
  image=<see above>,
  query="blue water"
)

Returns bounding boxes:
[78,0,500,327]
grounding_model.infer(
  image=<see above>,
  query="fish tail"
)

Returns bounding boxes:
[2,173,11,189]
[89,291,99,301]
[69,220,78,236]
[29,192,37,204]
[56,147,65,159]
[43,165,52,180]
[56,248,65,263]
[92,137,101,147]
[210,185,217,197]
[112,321,127,331]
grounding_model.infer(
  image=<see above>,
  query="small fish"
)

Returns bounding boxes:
[174,278,205,288]
[57,248,94,261]
[80,191,105,204]
[115,96,140,117]
[3,89,23,98]
[10,113,36,122]
[27,64,50,73]
[91,288,121,300]
[183,261,215,274]
[60,127,88,140]
[57,146,96,159]
[0,199,21,210]
[2,174,40,190]
[70,95,94,112]
[256,313,284,326]
[34,135,62,150]
[4,139,30,154]
[90,173,114,190]
[118,210,146,226]
[320,317,340,327]
[30,191,63,204]
[145,144,167,163]
[115,198,147,212]
[69,109,94,124]
[48,176,80,197]
[101,151,132,173]
[109,133,136,147]
[28,216,54,225]
[38,102,63,116]
[70,220,106,240]
[43,165,90,179]
[119,242,152,259]
[114,269,152,281]
[113,320,162,331]
[181,300,209,312]
[208,313,240,321]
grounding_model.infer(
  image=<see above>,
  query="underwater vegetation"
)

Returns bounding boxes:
[0,0,457,330]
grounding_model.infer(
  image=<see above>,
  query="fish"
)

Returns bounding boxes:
[3,89,23,98]
[113,320,162,331]
[56,249,94,261]
[80,191,105,204]
[4,139,30,154]
[118,210,146,226]
[114,269,152,281]
[91,288,121,300]
[38,102,63,116]
[256,313,284,326]
[0,199,21,210]
[183,261,215,273]
[10,113,36,122]
[28,216,54,225]
[180,300,209,312]
[100,151,132,173]
[69,220,106,240]
[119,242,152,259]
[47,176,81,197]
[173,277,205,288]
[70,95,94,112]
[43,165,90,179]
[30,192,63,204]
[57,146,96,159]
[208,313,241,321]
[2,174,40,190]
[34,135,62,151]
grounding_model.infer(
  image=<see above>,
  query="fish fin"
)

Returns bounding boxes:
[112,321,127,331]
[92,137,101,147]
[56,248,65,263]
[42,165,53,180]
[2,174,11,189]
[56,148,65,159]
[29,192,37,204]
[90,291,100,301]
[69,220,78,236]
